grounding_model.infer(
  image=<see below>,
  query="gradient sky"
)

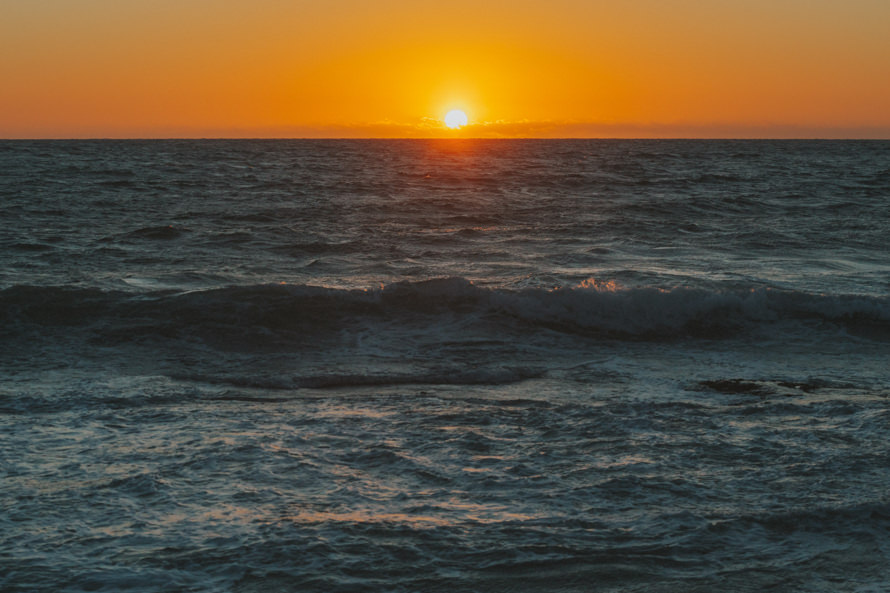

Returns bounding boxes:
[2,0,889,138]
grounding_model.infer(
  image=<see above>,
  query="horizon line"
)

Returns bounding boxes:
[3,136,889,141]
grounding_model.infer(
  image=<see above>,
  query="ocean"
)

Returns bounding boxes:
[1,139,889,592]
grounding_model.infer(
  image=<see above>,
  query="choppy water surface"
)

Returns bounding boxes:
[2,140,889,592]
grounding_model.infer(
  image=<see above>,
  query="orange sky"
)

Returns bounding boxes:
[2,0,889,138]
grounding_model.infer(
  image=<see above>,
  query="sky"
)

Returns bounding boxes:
[2,0,889,138]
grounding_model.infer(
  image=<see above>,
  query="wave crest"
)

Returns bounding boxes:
[2,279,888,345]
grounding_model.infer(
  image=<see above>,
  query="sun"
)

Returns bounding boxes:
[444,109,469,129]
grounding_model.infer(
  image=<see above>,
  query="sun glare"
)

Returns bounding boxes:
[444,109,469,130]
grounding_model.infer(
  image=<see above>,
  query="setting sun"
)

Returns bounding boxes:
[1,1,888,138]
[444,110,469,130]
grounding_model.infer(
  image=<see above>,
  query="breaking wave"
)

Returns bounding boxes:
[2,278,888,345]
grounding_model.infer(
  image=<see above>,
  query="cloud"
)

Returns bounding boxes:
[38,119,889,139]
[249,119,890,139]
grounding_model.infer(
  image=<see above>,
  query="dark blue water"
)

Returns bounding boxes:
[2,140,889,592]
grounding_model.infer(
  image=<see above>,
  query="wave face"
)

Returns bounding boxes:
[3,278,888,346]
[2,140,890,593]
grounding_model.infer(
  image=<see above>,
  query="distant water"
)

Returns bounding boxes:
[2,139,889,592]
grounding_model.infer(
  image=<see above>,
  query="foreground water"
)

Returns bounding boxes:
[2,139,889,592]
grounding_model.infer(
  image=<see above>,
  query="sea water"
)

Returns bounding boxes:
[1,139,889,592]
